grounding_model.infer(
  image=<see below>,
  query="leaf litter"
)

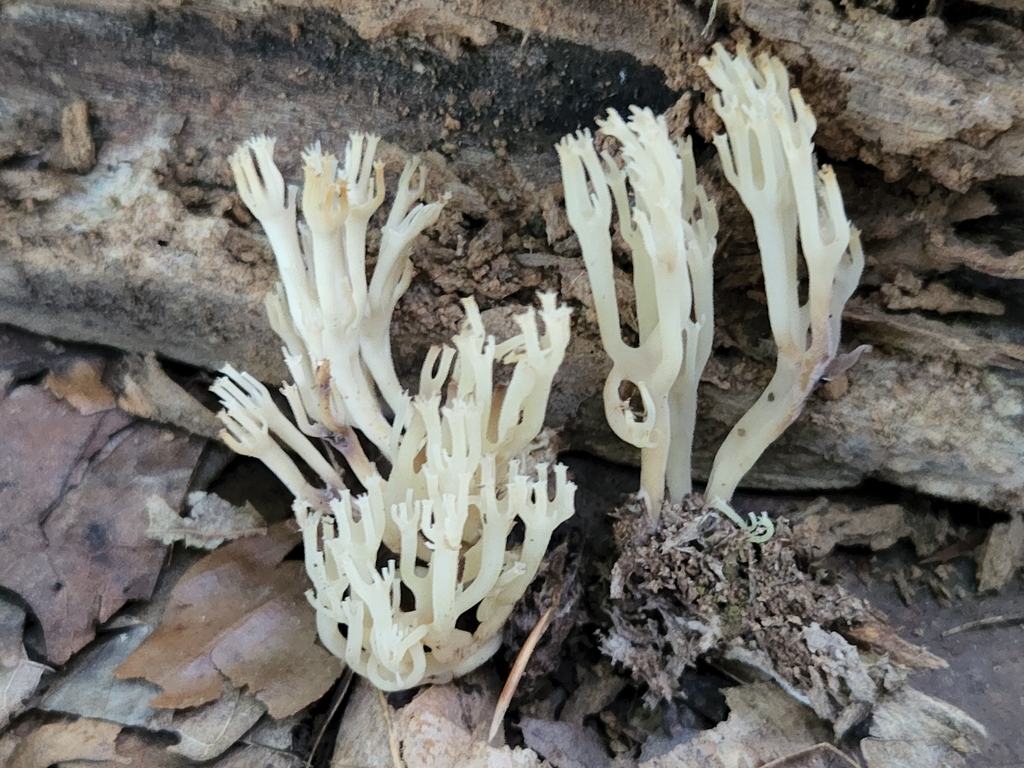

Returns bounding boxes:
[146,491,267,549]
[0,380,203,665]
[115,522,343,718]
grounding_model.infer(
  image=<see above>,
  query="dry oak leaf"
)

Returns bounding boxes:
[6,717,123,768]
[115,522,343,718]
[0,384,203,664]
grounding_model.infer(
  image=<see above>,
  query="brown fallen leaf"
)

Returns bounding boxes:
[6,718,122,768]
[0,384,204,663]
[975,514,1024,593]
[43,355,117,414]
[213,744,304,768]
[0,600,51,730]
[57,729,180,768]
[559,660,627,727]
[761,743,860,768]
[116,522,343,718]
[392,671,547,768]
[330,677,395,768]
[520,717,610,768]
[110,352,223,439]
[147,491,267,549]
[22,726,294,768]
[791,500,949,559]
[40,570,267,762]
[861,686,987,768]
[169,682,266,760]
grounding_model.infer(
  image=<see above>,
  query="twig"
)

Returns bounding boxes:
[488,606,555,743]
[306,667,354,768]
[379,688,405,768]
[942,614,1024,637]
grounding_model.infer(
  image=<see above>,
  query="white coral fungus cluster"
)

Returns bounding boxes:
[213,136,575,690]
[558,45,863,537]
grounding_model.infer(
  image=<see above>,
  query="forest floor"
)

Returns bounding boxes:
[0,325,1018,767]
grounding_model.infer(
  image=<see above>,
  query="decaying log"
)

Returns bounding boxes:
[2,0,1023,511]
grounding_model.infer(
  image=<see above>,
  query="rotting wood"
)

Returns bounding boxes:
[2,0,1023,513]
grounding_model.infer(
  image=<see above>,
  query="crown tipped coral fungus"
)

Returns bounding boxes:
[214,136,574,690]
[558,46,863,538]
[699,44,865,515]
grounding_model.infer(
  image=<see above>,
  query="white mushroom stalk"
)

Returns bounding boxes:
[557,107,718,517]
[215,135,575,689]
[699,44,865,526]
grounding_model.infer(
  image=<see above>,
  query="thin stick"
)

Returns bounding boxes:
[379,689,405,768]
[305,667,354,768]
[488,606,555,744]
[942,614,1024,637]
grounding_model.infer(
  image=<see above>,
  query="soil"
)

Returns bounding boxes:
[832,545,1024,767]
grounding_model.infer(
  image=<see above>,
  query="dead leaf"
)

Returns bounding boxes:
[40,551,208,732]
[0,600,51,730]
[170,682,266,760]
[213,744,304,768]
[331,677,396,768]
[559,660,627,727]
[792,499,949,559]
[43,356,116,414]
[861,686,987,768]
[640,682,832,768]
[392,671,548,768]
[41,625,173,730]
[7,718,123,768]
[59,729,180,768]
[975,514,1024,592]
[0,384,203,663]
[244,709,304,752]
[115,523,343,718]
[147,491,266,549]
[110,352,223,439]
[761,743,861,767]
[41,591,263,761]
